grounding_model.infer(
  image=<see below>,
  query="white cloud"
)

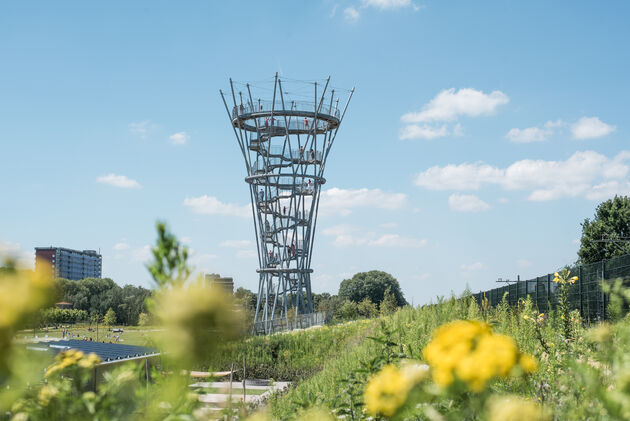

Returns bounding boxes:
[415,163,503,190]
[131,245,152,263]
[0,240,32,268]
[183,195,250,217]
[362,0,415,10]
[344,7,360,22]
[220,240,252,248]
[461,261,484,271]
[322,225,426,248]
[517,259,532,269]
[236,249,257,259]
[96,173,141,189]
[448,193,491,212]
[415,150,630,201]
[399,124,449,140]
[571,117,615,139]
[319,187,407,216]
[113,242,130,251]
[129,120,154,139]
[506,127,550,143]
[401,88,509,123]
[506,120,564,143]
[368,234,427,248]
[169,131,189,145]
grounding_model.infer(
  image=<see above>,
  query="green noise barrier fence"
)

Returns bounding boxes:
[472,253,630,321]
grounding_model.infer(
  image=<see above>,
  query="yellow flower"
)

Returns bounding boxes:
[486,395,550,421]
[37,385,59,406]
[46,350,101,377]
[364,365,412,417]
[423,320,533,392]
[520,354,538,373]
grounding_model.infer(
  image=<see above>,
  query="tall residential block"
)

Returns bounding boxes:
[35,247,102,280]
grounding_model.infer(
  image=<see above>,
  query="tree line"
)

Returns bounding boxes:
[235,270,407,323]
[41,277,152,326]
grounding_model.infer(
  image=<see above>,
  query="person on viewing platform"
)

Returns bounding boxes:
[239,104,245,114]
[264,118,268,127]
[283,206,287,215]
[291,242,296,256]
[309,148,314,161]
[299,146,304,158]
[307,179,312,189]
[265,220,270,232]
[304,117,309,128]
[259,189,264,201]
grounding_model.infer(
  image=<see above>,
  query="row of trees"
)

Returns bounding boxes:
[235,270,407,323]
[50,278,151,326]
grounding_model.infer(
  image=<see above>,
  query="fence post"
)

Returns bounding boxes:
[547,273,551,310]
[602,259,606,320]
[578,265,583,319]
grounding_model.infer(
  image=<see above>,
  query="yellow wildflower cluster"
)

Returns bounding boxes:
[37,385,59,406]
[423,320,537,392]
[486,395,550,421]
[364,360,429,417]
[523,313,545,324]
[553,271,578,285]
[45,349,101,377]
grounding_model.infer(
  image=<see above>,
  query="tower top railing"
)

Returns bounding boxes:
[232,100,341,120]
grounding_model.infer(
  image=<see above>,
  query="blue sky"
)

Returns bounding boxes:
[1,0,629,305]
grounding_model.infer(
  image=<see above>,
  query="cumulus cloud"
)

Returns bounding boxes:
[571,117,615,139]
[220,240,252,248]
[415,150,630,201]
[169,131,189,145]
[505,120,564,144]
[400,88,508,140]
[322,225,426,248]
[130,245,152,263]
[113,242,130,251]
[448,194,491,212]
[368,234,427,248]
[344,7,360,22]
[0,240,32,267]
[362,0,417,10]
[461,261,484,271]
[96,174,141,189]
[402,88,509,123]
[399,124,449,140]
[319,187,407,216]
[183,195,250,217]
[415,163,503,190]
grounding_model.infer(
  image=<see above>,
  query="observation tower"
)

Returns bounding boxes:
[220,75,353,333]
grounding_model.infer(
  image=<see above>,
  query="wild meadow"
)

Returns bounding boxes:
[3,223,630,420]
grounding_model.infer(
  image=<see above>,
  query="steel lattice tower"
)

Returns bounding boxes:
[220,75,353,333]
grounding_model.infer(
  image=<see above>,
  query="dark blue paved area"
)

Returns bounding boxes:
[37,340,159,363]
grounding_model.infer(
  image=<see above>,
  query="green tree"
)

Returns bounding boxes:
[103,307,117,326]
[337,299,359,320]
[147,221,191,287]
[578,196,630,264]
[380,286,398,316]
[338,270,406,307]
[138,312,151,326]
[357,297,378,318]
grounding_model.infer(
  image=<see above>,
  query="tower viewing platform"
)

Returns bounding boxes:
[221,74,353,334]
